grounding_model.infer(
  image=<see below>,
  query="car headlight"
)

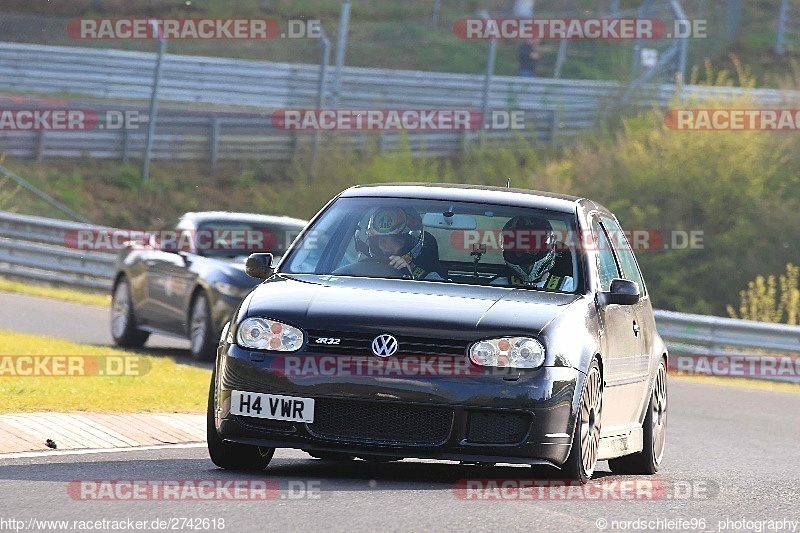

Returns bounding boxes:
[469,337,545,368]
[213,281,251,299]
[237,318,304,351]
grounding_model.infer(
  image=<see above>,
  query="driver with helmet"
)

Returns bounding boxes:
[491,215,575,291]
[364,207,445,281]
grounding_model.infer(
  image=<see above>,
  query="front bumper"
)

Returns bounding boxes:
[213,343,581,467]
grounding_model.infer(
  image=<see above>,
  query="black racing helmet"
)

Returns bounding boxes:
[500,215,557,282]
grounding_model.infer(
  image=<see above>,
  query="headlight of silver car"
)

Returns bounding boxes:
[236,318,304,351]
[469,337,545,368]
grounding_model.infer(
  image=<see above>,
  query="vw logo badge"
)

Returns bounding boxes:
[371,334,399,357]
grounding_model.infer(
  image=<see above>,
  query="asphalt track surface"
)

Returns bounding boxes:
[0,292,190,352]
[1,294,799,532]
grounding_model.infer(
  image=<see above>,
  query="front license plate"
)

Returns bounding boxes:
[230,390,315,423]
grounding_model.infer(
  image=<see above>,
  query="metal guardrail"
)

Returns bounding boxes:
[0,211,115,289]
[2,210,799,381]
[654,310,800,354]
[0,104,563,163]
[3,43,800,163]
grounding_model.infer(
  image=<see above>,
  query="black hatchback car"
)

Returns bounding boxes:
[110,211,307,360]
[208,184,668,481]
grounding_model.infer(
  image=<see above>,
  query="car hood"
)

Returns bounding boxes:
[245,274,579,340]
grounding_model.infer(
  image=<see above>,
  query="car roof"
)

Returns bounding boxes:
[179,211,307,228]
[339,183,608,215]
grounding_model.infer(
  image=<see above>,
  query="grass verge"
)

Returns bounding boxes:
[0,277,110,307]
[0,330,210,413]
[669,372,800,394]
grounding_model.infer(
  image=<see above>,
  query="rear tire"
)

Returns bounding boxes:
[560,358,602,482]
[189,292,216,361]
[110,278,150,348]
[608,359,667,475]
[207,367,275,471]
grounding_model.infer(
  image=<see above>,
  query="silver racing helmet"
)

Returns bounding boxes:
[358,207,424,259]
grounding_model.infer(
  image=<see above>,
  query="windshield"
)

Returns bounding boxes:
[282,197,581,293]
[194,220,303,259]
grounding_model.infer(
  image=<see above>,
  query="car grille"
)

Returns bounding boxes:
[307,399,453,445]
[305,330,468,356]
[466,411,531,445]
[234,416,296,433]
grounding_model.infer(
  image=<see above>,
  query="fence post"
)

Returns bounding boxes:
[553,39,568,78]
[481,35,497,146]
[671,0,688,83]
[630,0,654,78]
[310,28,331,182]
[142,26,166,183]
[728,0,742,41]
[331,0,351,108]
[777,0,789,55]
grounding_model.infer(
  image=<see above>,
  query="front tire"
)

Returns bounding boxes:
[110,278,150,348]
[608,358,667,475]
[561,358,602,482]
[207,367,275,471]
[189,291,216,361]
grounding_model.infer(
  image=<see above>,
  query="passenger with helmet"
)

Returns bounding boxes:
[491,215,575,291]
[363,207,445,281]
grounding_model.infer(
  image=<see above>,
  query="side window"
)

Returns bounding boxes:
[600,215,646,295]
[594,221,620,292]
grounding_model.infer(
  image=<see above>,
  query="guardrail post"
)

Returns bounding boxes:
[36,130,46,162]
[480,37,497,147]
[121,129,130,163]
[548,110,558,145]
[210,117,221,169]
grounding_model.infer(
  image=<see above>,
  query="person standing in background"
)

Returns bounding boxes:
[518,38,540,77]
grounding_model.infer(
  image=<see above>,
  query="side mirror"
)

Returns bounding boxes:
[245,253,274,279]
[601,278,640,305]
